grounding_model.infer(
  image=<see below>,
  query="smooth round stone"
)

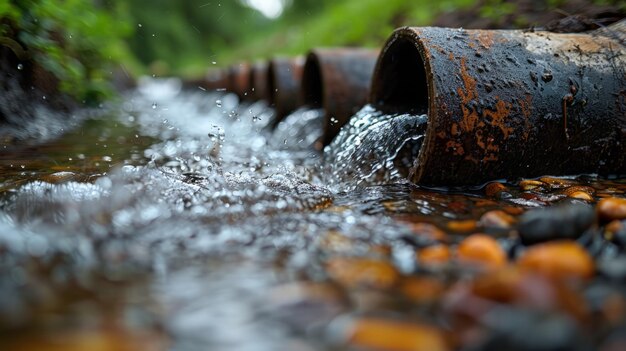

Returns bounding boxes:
[598,197,626,223]
[518,240,594,281]
[517,203,594,245]
[340,317,449,351]
[457,234,507,269]
[467,308,592,351]
[598,255,626,281]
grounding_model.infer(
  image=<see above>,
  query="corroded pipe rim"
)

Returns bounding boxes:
[248,61,268,101]
[267,60,277,105]
[301,51,323,108]
[248,64,257,100]
[370,27,435,183]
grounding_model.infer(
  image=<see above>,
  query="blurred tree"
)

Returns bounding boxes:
[280,0,333,21]
[113,0,272,74]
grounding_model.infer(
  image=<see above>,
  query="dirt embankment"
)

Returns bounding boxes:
[434,0,624,31]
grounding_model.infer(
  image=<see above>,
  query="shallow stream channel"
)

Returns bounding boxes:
[1,78,626,351]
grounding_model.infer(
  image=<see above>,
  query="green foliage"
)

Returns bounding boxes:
[218,0,476,64]
[480,0,516,21]
[116,0,272,76]
[1,0,134,104]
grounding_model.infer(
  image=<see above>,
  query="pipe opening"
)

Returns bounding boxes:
[249,70,256,97]
[301,55,323,108]
[372,37,429,115]
[267,62,276,105]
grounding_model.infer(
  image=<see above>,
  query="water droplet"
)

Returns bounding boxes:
[138,23,142,27]
[542,71,553,82]
[16,63,23,70]
[152,103,157,109]
[215,99,222,107]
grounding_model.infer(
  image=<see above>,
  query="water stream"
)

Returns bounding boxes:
[322,105,427,191]
[0,78,624,350]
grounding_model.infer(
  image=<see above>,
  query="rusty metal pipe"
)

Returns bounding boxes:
[228,62,251,99]
[301,48,379,145]
[371,23,626,186]
[267,57,304,126]
[249,61,270,102]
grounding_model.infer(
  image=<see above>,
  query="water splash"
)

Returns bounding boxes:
[271,107,324,151]
[0,79,436,350]
[322,104,427,191]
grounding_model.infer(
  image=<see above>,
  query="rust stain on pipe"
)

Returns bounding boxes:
[268,57,304,126]
[301,48,379,146]
[249,61,270,102]
[228,62,251,99]
[371,22,626,186]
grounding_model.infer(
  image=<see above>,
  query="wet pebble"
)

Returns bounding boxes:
[479,210,516,229]
[539,176,577,189]
[567,191,594,201]
[468,308,591,351]
[597,255,626,281]
[325,257,399,290]
[339,317,449,351]
[444,268,588,323]
[517,203,594,245]
[457,234,507,269]
[447,219,477,233]
[265,282,348,332]
[400,276,445,304]
[597,197,626,223]
[518,240,594,280]
[418,245,451,266]
[605,220,626,248]
[408,222,447,242]
[519,179,544,191]
[561,185,595,197]
[484,182,510,198]
[600,326,626,351]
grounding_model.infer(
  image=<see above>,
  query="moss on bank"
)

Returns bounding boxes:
[0,0,136,104]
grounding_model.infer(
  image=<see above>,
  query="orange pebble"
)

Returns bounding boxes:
[597,197,626,222]
[606,220,624,235]
[561,185,596,196]
[346,318,449,351]
[517,240,594,280]
[409,222,447,241]
[568,191,594,201]
[539,177,577,189]
[326,258,399,289]
[419,245,451,265]
[479,210,516,229]
[519,179,544,191]
[400,277,445,304]
[484,182,507,197]
[457,234,507,268]
[447,219,477,233]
